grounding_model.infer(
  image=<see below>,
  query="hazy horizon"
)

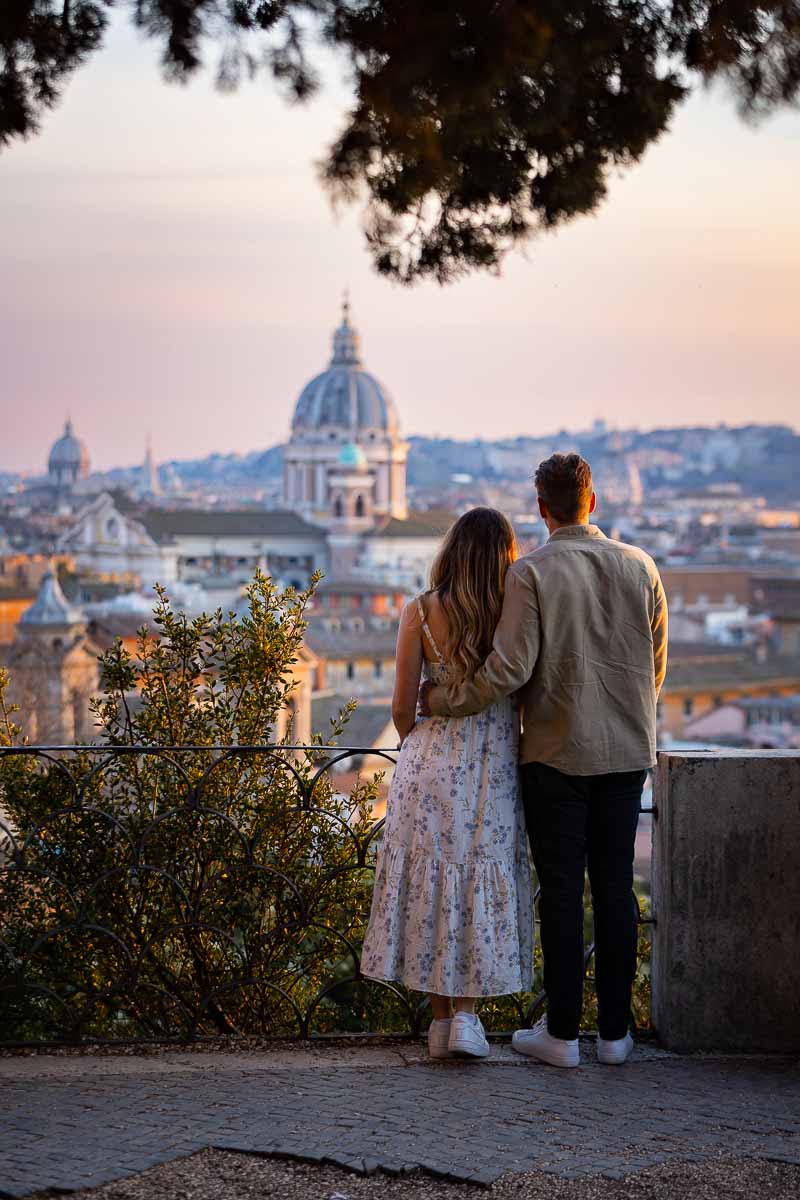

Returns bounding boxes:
[7,414,800,481]
[2,12,798,475]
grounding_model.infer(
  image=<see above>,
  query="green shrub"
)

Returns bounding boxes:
[0,573,409,1042]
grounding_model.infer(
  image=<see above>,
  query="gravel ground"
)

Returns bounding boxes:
[26,1149,800,1200]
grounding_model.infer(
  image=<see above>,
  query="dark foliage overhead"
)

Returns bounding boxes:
[2,3,799,282]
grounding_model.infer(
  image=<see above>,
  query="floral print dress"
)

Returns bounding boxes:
[361,599,535,997]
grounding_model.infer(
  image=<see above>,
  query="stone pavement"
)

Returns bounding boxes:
[1,1041,799,1196]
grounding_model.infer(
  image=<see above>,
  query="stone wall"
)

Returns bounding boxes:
[652,750,800,1052]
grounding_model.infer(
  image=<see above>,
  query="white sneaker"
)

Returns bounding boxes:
[427,1018,454,1059]
[448,1012,491,1059]
[597,1032,634,1065]
[511,1016,580,1068]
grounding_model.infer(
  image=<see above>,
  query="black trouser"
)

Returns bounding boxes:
[522,762,646,1042]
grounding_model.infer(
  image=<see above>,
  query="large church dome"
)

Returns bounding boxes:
[283,298,408,526]
[291,301,398,437]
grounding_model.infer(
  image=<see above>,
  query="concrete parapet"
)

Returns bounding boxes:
[652,750,800,1052]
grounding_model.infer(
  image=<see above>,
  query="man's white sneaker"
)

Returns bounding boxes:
[597,1032,634,1065]
[448,1012,491,1059]
[427,1018,454,1059]
[511,1017,580,1068]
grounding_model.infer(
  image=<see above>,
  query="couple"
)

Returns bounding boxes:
[361,453,668,1067]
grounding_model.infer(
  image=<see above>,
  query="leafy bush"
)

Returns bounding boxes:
[0,573,410,1042]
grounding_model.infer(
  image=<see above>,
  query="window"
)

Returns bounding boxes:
[346,662,355,680]
[355,494,365,518]
[683,698,694,717]
[713,695,723,708]
[334,497,344,518]
[374,659,383,678]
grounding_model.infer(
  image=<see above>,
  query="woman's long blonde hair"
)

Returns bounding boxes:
[428,507,517,683]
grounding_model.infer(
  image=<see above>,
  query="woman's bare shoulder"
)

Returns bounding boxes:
[422,589,445,615]
[400,597,422,627]
[420,590,450,643]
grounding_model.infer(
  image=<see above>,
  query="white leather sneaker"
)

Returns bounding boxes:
[448,1012,491,1059]
[597,1032,634,1065]
[511,1016,580,1068]
[427,1018,454,1059]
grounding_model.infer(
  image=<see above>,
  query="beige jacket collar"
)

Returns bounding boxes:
[547,524,606,542]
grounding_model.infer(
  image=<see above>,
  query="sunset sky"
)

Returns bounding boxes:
[2,13,798,474]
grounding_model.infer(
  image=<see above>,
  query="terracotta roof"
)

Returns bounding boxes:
[664,655,800,693]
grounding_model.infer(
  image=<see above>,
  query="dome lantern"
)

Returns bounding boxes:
[331,295,362,367]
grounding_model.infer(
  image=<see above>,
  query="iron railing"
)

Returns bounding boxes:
[0,745,653,1047]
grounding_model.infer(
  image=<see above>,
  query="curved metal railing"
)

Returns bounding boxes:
[0,745,653,1047]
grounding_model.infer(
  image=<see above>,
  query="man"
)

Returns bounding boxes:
[420,453,667,1067]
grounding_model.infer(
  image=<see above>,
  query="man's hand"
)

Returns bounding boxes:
[418,679,433,716]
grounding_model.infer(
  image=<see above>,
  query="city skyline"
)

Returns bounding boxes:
[6,411,800,481]
[2,12,799,474]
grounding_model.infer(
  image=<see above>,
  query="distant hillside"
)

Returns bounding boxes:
[97,424,800,504]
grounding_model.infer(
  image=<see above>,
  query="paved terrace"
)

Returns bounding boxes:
[1,1040,799,1198]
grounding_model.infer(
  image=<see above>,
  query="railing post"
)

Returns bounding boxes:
[652,750,800,1053]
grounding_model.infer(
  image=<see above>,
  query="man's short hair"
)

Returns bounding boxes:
[534,453,593,523]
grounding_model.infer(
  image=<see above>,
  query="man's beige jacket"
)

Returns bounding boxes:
[427,524,668,775]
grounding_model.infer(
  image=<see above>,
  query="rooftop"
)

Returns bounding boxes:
[315,576,406,596]
[305,625,398,657]
[664,653,800,691]
[312,692,394,748]
[374,509,454,538]
[753,576,800,620]
[141,509,323,541]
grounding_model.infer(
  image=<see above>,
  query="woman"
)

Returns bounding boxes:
[361,507,534,1059]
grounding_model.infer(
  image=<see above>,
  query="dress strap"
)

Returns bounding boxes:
[416,595,444,661]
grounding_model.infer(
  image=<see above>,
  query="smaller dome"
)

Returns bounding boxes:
[48,419,90,478]
[337,442,368,471]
